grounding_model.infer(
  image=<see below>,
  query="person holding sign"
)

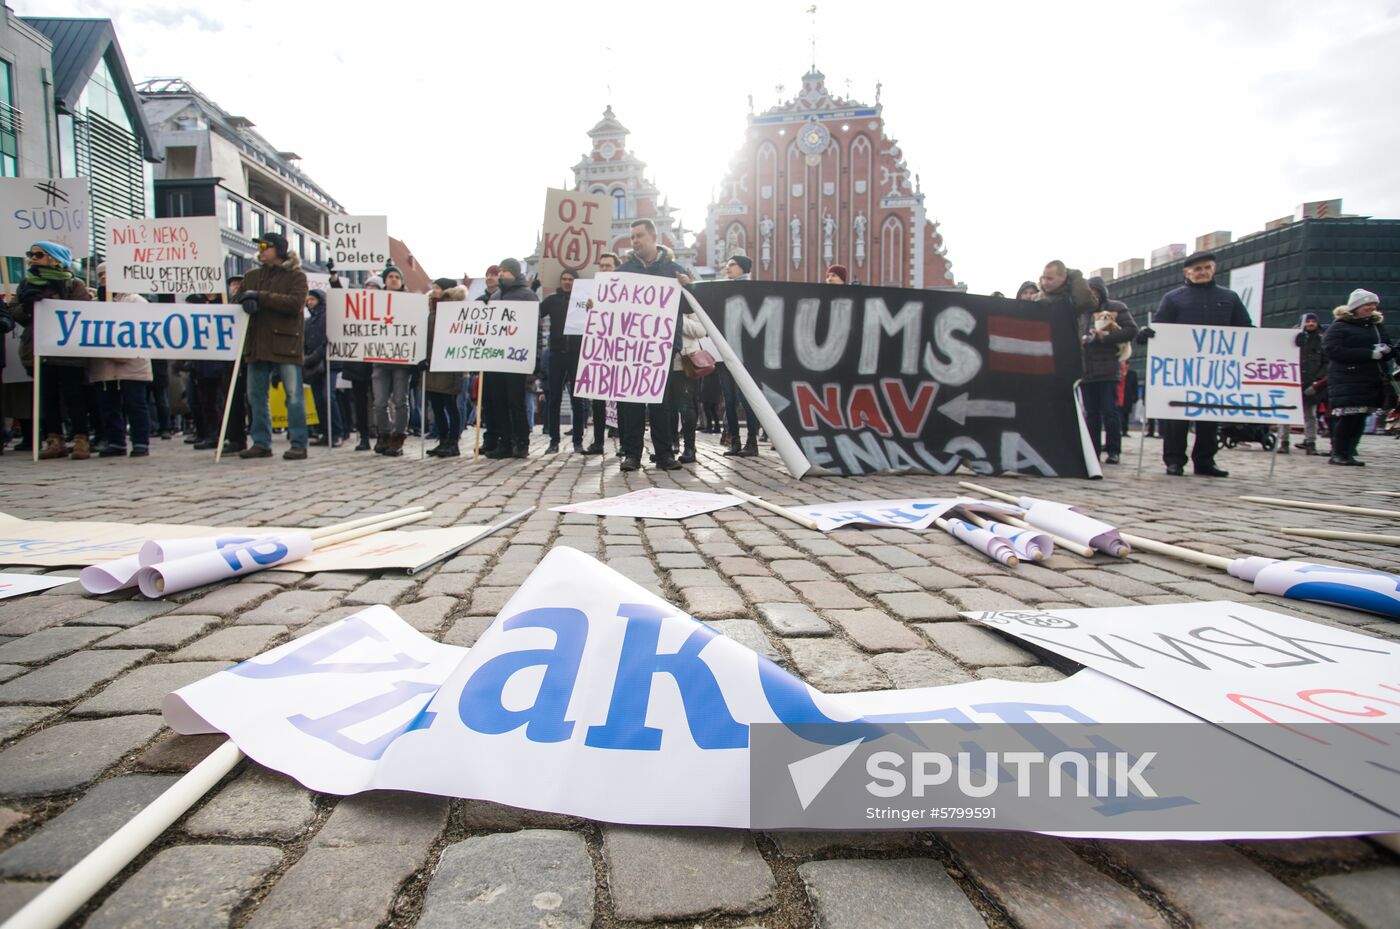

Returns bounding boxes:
[371,266,413,457]
[425,278,468,457]
[616,219,686,472]
[1136,250,1251,477]
[91,262,153,458]
[237,232,310,460]
[7,241,95,461]
[540,269,577,454]
[484,259,536,459]
[578,253,619,456]
[1323,289,1392,467]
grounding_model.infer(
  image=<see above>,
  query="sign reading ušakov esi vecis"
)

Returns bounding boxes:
[0,177,91,259]
[574,272,679,404]
[105,217,224,295]
[1145,323,1303,425]
[429,300,539,374]
[326,289,429,364]
[34,300,247,361]
[329,216,389,271]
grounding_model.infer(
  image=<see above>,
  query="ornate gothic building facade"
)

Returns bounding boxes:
[698,69,954,289]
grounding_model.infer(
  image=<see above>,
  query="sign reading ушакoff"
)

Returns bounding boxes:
[330,216,389,271]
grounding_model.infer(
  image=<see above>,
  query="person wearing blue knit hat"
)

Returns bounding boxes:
[5,241,95,459]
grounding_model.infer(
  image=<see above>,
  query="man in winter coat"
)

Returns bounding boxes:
[1137,250,1252,476]
[425,278,467,457]
[1078,277,1138,464]
[484,259,536,459]
[719,255,758,457]
[236,232,309,460]
[1283,312,1327,455]
[303,289,336,447]
[7,241,95,460]
[616,219,687,472]
[1034,260,1096,316]
[539,269,577,454]
[91,262,153,458]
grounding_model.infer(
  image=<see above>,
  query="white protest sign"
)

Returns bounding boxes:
[305,272,331,294]
[1146,323,1303,425]
[34,300,246,361]
[563,278,594,336]
[429,300,538,374]
[0,177,91,259]
[105,216,224,295]
[969,601,1400,815]
[0,572,77,599]
[793,498,1014,533]
[2,333,31,384]
[552,488,742,520]
[1228,262,1266,327]
[330,216,389,271]
[326,289,428,364]
[574,272,678,404]
[164,547,1398,836]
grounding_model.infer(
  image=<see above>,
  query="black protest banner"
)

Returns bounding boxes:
[694,281,1095,478]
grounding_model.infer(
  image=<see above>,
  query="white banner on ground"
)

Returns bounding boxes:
[1228,262,1266,327]
[563,279,594,336]
[326,289,429,365]
[969,601,1400,815]
[105,217,224,295]
[0,177,91,259]
[552,489,742,520]
[137,532,315,597]
[166,547,1396,836]
[33,300,246,361]
[792,498,1014,532]
[429,300,538,374]
[330,216,389,271]
[1016,497,1128,556]
[1145,323,1303,425]
[0,572,77,599]
[574,273,678,404]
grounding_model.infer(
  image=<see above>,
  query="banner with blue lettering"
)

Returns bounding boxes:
[691,281,1098,479]
[33,299,246,361]
[792,497,1015,532]
[1145,323,1303,424]
[164,547,1395,836]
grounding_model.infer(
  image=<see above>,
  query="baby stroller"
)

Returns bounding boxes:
[1216,422,1277,451]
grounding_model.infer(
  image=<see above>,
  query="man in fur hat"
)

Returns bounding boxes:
[236,232,310,460]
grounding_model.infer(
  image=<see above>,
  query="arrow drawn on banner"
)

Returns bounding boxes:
[762,383,791,415]
[789,737,864,810]
[938,393,1017,426]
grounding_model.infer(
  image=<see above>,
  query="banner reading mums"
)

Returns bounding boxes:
[693,281,1095,478]
[34,300,246,360]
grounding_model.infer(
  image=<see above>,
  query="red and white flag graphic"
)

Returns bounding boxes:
[987,316,1055,375]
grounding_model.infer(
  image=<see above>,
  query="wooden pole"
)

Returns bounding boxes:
[1117,531,1233,570]
[957,481,1019,506]
[1280,527,1400,546]
[724,487,822,531]
[214,319,250,463]
[472,371,484,461]
[326,363,333,450]
[30,351,40,463]
[1239,496,1400,520]
[307,506,427,540]
[311,510,430,549]
[420,378,428,460]
[1366,491,1400,499]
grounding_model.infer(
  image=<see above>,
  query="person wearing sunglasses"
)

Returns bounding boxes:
[236,232,310,460]
[7,241,95,460]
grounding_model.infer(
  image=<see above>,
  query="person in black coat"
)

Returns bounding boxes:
[484,259,537,459]
[1137,250,1252,477]
[1282,312,1327,454]
[1322,289,1393,466]
[1079,277,1137,464]
[539,270,577,454]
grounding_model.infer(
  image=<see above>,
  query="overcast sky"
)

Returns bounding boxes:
[24,0,1399,293]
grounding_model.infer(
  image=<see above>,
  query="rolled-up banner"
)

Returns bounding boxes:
[78,554,144,594]
[138,534,264,567]
[1229,557,1400,619]
[982,520,1054,562]
[947,518,1017,567]
[1017,497,1129,556]
[136,532,314,598]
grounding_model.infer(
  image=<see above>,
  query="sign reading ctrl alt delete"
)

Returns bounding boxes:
[331,216,389,271]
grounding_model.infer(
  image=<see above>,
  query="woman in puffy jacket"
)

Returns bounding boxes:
[1322,289,1393,466]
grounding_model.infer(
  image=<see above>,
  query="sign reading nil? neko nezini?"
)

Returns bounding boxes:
[694,280,1096,478]
[106,217,224,296]
[34,300,247,360]
[330,215,389,271]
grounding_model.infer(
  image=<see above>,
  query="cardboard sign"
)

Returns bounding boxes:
[33,300,246,361]
[105,217,224,295]
[330,216,389,271]
[793,497,1014,532]
[563,278,595,336]
[1145,323,1303,424]
[429,300,538,374]
[0,572,77,599]
[163,547,1397,836]
[326,289,429,364]
[969,601,1400,816]
[552,489,743,520]
[0,177,91,259]
[574,273,679,404]
[538,189,610,290]
[2,333,31,384]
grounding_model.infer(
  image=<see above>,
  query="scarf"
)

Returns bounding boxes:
[25,266,74,287]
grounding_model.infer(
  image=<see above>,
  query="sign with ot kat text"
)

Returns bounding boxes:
[330,216,389,271]
[34,300,246,361]
[574,272,679,404]
[429,301,539,374]
[538,188,610,290]
[0,177,90,259]
[1145,323,1303,424]
[106,217,224,296]
[326,289,429,364]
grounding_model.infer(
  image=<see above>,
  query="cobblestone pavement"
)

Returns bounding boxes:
[0,427,1396,929]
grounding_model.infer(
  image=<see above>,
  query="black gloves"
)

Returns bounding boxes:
[1135,326,1155,345]
[240,291,260,314]
[1294,332,1307,347]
